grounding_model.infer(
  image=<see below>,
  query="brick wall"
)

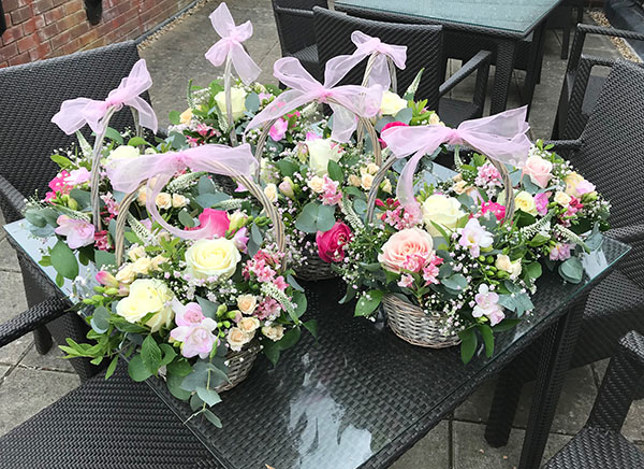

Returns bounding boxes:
[0,0,193,67]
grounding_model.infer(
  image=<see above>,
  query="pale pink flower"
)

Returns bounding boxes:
[170,316,218,359]
[472,284,505,326]
[397,274,414,288]
[232,226,249,253]
[474,162,501,187]
[269,117,289,141]
[96,270,118,287]
[534,192,550,216]
[575,180,596,196]
[173,301,206,326]
[64,167,91,185]
[549,243,572,261]
[458,218,494,257]
[54,215,95,249]
[320,175,342,206]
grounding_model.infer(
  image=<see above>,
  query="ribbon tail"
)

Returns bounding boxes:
[230,44,261,85]
[205,42,229,67]
[128,96,159,134]
[395,149,425,216]
[328,103,358,143]
[368,55,392,91]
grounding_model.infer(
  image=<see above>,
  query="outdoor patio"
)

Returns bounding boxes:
[0,1,642,467]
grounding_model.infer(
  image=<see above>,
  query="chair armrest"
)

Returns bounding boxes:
[587,331,644,432]
[568,24,644,74]
[605,224,644,244]
[542,139,583,159]
[0,297,71,348]
[0,174,27,224]
[274,6,314,19]
[438,50,492,97]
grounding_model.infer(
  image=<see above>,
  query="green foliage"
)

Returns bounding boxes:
[50,240,78,280]
[354,290,384,317]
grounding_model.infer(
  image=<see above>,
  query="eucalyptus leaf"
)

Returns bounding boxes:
[558,256,584,284]
[202,409,223,428]
[90,306,110,333]
[394,107,413,124]
[295,202,320,233]
[316,203,336,232]
[245,93,260,113]
[355,290,384,317]
[196,386,222,407]
[178,209,195,228]
[128,354,153,382]
[50,240,79,280]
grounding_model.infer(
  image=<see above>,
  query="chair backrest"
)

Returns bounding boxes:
[573,59,644,283]
[0,41,147,202]
[312,7,443,109]
[271,0,327,57]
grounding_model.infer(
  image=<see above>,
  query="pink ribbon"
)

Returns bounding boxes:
[246,57,382,142]
[51,59,158,135]
[107,143,258,240]
[325,31,407,90]
[381,106,531,214]
[205,2,261,85]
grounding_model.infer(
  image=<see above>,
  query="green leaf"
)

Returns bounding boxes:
[202,409,223,428]
[197,175,217,194]
[24,209,47,228]
[525,261,542,280]
[168,110,181,125]
[124,231,142,245]
[90,306,110,333]
[50,153,75,170]
[50,240,79,279]
[339,285,356,304]
[104,127,124,145]
[294,202,320,233]
[316,204,336,232]
[277,327,302,351]
[178,209,195,228]
[292,291,308,318]
[394,107,413,125]
[261,339,280,366]
[459,328,478,364]
[159,344,177,367]
[180,365,209,392]
[478,324,494,358]
[245,93,260,113]
[105,356,118,379]
[195,193,229,209]
[128,354,153,382]
[302,319,318,339]
[287,274,304,292]
[69,189,91,210]
[441,273,468,292]
[276,158,300,178]
[111,317,148,333]
[196,296,218,319]
[355,290,384,317]
[196,386,222,407]
[492,318,521,332]
[558,256,584,284]
[327,160,344,182]
[128,136,149,147]
[141,335,163,375]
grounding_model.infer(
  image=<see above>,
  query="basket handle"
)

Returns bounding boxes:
[113,163,286,269]
[365,148,515,224]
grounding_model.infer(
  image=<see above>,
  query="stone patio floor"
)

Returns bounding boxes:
[1,1,643,467]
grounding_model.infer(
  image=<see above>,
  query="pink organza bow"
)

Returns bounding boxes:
[107,143,258,240]
[246,57,382,142]
[325,31,407,90]
[205,2,261,85]
[51,59,158,135]
[381,106,531,213]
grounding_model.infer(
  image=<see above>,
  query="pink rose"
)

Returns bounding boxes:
[54,215,95,249]
[316,222,352,263]
[378,227,434,273]
[193,208,230,238]
[269,117,289,141]
[523,155,553,189]
[378,121,408,148]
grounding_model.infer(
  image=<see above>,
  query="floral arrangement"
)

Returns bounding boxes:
[338,115,609,361]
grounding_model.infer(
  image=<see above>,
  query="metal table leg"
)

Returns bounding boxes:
[490,39,517,114]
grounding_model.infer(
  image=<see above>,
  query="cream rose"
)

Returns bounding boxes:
[422,194,465,236]
[131,257,152,275]
[364,163,379,175]
[179,108,193,124]
[564,172,596,198]
[156,192,172,210]
[237,294,257,315]
[227,327,253,351]
[381,178,393,194]
[307,138,343,176]
[515,191,538,215]
[360,173,374,191]
[348,174,361,187]
[452,180,469,195]
[261,324,285,342]
[307,175,325,193]
[214,87,247,121]
[150,255,169,271]
[380,90,407,115]
[172,193,188,208]
[428,112,443,126]
[115,264,136,284]
[128,245,146,261]
[554,191,572,207]
[238,317,260,333]
[137,187,147,206]
[263,183,278,203]
[495,254,522,280]
[185,238,241,280]
[523,154,553,188]
[378,227,435,273]
[116,279,174,332]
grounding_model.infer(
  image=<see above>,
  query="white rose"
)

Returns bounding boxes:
[104,145,141,170]
[128,245,146,261]
[495,254,522,280]
[515,191,538,215]
[263,183,278,203]
[554,191,572,207]
[422,194,465,236]
[214,87,247,121]
[227,327,253,351]
[307,175,325,193]
[156,192,172,210]
[116,279,174,332]
[307,138,343,176]
[131,257,152,275]
[237,294,257,315]
[261,324,285,342]
[172,193,189,208]
[380,90,407,116]
[238,317,260,333]
[115,264,136,284]
[185,238,241,280]
[360,173,374,191]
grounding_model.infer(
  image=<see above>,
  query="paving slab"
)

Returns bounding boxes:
[0,365,9,381]
[0,238,21,273]
[19,343,75,373]
[452,421,570,469]
[0,367,80,436]
[0,270,30,365]
[391,420,450,469]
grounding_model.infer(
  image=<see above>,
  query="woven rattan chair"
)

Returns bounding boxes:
[0,40,151,381]
[485,59,644,447]
[543,331,644,468]
[0,304,218,468]
[313,7,491,127]
[271,0,327,81]
[552,24,644,140]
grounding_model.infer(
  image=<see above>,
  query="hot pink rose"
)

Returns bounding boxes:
[523,154,553,189]
[193,208,230,238]
[378,227,434,273]
[316,222,352,263]
[379,121,409,148]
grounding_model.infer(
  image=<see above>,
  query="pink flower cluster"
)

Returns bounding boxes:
[242,250,287,289]
[255,297,282,320]
[397,253,443,289]
[170,302,218,359]
[100,193,119,222]
[377,198,421,230]
[474,162,501,187]
[472,284,505,326]
[549,243,572,261]
[45,170,72,202]
[564,197,583,218]
[320,175,342,206]
[535,192,550,216]
[480,201,506,221]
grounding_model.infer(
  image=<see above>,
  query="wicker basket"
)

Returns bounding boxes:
[217,342,261,393]
[382,294,461,348]
[293,240,336,282]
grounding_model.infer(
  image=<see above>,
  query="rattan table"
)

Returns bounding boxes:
[334,0,563,116]
[4,220,630,469]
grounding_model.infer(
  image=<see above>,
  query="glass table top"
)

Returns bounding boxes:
[335,0,562,35]
[4,220,630,468]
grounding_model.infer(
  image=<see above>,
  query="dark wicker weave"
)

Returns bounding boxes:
[271,0,327,81]
[312,7,491,126]
[553,24,644,140]
[485,59,644,452]
[543,331,644,469]
[0,41,151,379]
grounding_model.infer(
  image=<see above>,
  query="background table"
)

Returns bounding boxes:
[335,0,563,115]
[4,219,630,468]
